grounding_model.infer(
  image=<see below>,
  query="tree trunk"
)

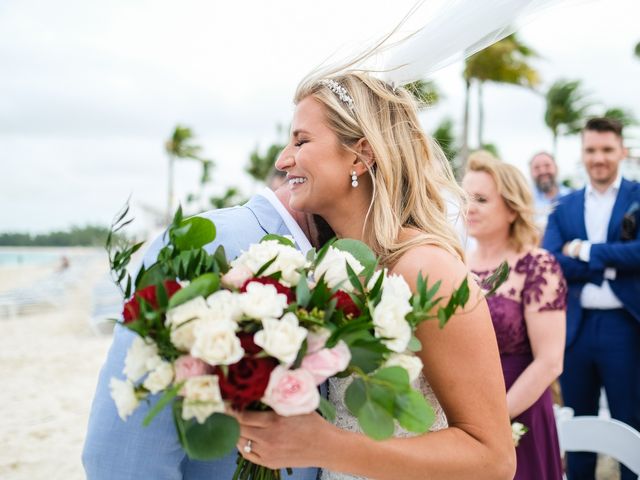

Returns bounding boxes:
[478,81,484,147]
[167,154,175,223]
[552,132,558,158]
[460,78,471,171]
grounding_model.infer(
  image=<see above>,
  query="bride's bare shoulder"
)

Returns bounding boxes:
[391,242,468,291]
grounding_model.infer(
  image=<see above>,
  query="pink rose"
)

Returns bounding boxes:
[306,329,331,354]
[221,265,253,289]
[174,355,211,384]
[261,366,320,416]
[301,340,351,385]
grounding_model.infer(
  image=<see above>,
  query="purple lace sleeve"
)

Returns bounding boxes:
[516,249,567,313]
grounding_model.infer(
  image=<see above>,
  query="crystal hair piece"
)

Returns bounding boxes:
[319,79,355,112]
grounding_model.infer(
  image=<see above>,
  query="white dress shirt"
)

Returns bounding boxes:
[579,175,624,309]
[256,187,313,255]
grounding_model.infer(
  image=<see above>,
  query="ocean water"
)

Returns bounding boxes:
[0,249,65,266]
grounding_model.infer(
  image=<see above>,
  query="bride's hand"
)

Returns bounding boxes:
[235,410,333,469]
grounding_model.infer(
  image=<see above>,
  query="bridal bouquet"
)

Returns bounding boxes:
[106,206,497,480]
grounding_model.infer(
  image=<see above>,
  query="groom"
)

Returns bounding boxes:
[82,185,324,480]
[543,117,640,480]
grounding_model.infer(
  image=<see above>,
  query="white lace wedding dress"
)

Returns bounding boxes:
[320,374,448,480]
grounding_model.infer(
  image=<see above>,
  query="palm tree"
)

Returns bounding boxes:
[405,80,441,108]
[544,80,592,156]
[461,34,539,163]
[432,117,458,171]
[164,125,206,221]
[246,124,287,182]
[603,107,637,128]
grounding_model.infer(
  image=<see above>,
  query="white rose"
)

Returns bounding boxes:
[231,240,308,287]
[382,274,413,302]
[383,353,423,383]
[206,290,243,322]
[165,297,212,351]
[221,264,253,289]
[142,360,174,394]
[254,312,308,365]
[123,336,161,382]
[239,282,288,320]
[372,297,412,353]
[367,270,412,303]
[181,375,225,424]
[314,247,364,291]
[109,378,140,420]
[191,320,244,366]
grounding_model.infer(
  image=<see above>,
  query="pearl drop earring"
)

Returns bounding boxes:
[351,170,358,188]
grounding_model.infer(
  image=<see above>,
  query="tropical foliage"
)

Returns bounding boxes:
[165,125,213,221]
[544,79,592,155]
[461,34,539,162]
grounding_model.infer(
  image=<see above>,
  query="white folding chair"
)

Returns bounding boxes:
[556,411,640,475]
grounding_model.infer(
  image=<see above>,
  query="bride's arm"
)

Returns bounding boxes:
[236,245,515,480]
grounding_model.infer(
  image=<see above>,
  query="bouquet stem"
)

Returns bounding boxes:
[233,453,292,480]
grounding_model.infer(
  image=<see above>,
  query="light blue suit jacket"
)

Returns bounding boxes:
[83,196,320,480]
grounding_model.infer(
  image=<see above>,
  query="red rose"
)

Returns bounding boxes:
[214,333,278,410]
[333,290,361,317]
[240,277,295,303]
[122,280,181,323]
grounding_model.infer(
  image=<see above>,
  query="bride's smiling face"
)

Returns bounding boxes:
[275,96,355,216]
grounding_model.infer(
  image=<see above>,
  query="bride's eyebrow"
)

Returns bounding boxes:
[292,129,311,137]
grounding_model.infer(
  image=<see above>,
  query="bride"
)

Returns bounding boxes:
[234,71,516,480]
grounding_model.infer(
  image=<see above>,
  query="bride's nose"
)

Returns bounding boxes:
[275,145,294,171]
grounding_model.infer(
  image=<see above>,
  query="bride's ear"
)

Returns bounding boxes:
[352,138,375,174]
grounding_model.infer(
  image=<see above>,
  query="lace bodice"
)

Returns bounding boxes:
[472,248,567,355]
[320,374,447,480]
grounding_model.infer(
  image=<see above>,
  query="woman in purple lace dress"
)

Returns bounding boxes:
[463,152,567,480]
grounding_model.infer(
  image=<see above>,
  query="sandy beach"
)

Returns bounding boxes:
[0,250,113,480]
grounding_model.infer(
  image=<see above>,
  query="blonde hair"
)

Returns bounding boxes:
[466,151,539,251]
[294,72,465,266]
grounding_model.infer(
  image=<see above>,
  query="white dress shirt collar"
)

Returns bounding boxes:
[256,187,313,255]
[585,174,622,197]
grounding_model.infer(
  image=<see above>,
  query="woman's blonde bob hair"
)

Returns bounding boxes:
[466,150,539,251]
[293,71,465,267]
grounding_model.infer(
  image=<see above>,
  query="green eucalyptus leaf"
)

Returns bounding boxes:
[296,276,311,308]
[179,412,240,460]
[407,335,422,352]
[357,400,395,440]
[394,390,434,433]
[171,217,216,251]
[372,367,411,392]
[345,378,367,415]
[168,273,219,309]
[318,396,336,422]
[368,383,395,411]
[333,238,376,274]
[261,234,296,248]
[349,345,385,374]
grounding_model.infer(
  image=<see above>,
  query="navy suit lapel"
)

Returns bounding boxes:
[607,178,633,241]
[573,188,588,240]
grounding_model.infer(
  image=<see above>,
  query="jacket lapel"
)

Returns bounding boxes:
[244,195,290,237]
[607,178,633,241]
[574,188,588,240]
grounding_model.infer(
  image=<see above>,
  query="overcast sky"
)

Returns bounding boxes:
[2,0,639,234]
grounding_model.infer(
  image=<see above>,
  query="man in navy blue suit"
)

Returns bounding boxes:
[543,117,640,480]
